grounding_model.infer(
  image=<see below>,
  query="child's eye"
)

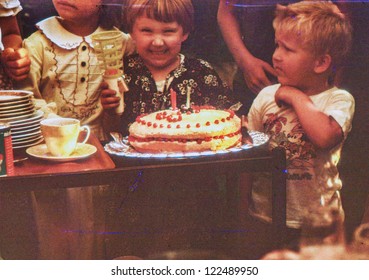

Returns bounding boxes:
[141,28,152,33]
[164,29,176,33]
[284,46,294,52]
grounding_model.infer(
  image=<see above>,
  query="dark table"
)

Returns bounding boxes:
[0,136,286,259]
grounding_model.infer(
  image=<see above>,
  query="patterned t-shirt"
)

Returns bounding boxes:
[248,84,355,228]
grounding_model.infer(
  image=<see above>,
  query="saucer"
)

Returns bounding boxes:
[26,143,97,162]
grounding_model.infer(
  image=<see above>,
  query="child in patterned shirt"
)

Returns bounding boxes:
[101,0,240,135]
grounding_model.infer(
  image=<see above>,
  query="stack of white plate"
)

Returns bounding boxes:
[0,90,44,149]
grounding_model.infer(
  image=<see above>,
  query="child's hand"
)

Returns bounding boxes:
[1,48,31,81]
[100,82,121,113]
[275,85,303,107]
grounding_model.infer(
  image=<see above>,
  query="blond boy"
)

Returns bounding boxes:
[245,1,354,257]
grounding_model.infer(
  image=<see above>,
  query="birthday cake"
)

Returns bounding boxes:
[128,106,242,153]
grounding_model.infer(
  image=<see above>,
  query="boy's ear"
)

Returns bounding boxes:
[314,54,332,74]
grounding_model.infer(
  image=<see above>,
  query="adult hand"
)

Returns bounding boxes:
[1,48,31,81]
[240,56,277,94]
[100,82,120,113]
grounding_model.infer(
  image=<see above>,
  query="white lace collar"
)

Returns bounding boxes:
[36,16,110,50]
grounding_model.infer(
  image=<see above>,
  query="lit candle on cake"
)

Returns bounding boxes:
[186,87,191,108]
[170,88,177,110]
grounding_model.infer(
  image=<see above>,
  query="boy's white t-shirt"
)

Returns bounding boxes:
[248,84,355,228]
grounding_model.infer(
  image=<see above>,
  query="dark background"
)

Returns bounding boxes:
[17,0,369,241]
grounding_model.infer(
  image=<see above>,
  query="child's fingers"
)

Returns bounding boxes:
[11,74,29,81]
[100,89,120,110]
[101,97,120,110]
[100,81,109,90]
[101,95,120,104]
[1,48,15,60]
[8,71,29,81]
[10,48,29,60]
[4,64,30,81]
[2,48,28,61]
[101,88,118,98]
[4,56,31,70]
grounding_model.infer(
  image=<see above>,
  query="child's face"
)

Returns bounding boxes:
[53,0,101,22]
[272,31,318,89]
[131,15,189,77]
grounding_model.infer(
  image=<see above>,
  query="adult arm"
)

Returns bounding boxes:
[0,16,30,81]
[0,15,21,49]
[217,0,276,94]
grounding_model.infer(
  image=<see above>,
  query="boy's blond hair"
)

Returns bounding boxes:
[273,1,352,68]
[125,0,194,34]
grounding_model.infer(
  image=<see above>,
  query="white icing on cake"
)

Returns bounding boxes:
[128,106,241,153]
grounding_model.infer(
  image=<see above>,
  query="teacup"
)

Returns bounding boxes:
[40,118,90,157]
